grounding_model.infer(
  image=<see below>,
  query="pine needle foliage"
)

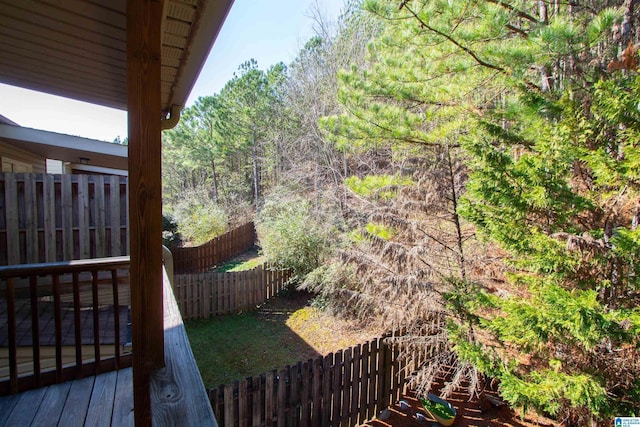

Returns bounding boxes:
[458,75,640,423]
[317,0,640,424]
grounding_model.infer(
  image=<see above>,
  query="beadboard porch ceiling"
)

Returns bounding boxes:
[0,0,234,113]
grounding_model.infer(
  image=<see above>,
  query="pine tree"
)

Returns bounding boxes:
[321,0,640,423]
[457,73,640,423]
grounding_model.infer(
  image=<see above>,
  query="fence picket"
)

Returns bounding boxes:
[290,363,300,427]
[332,350,342,426]
[359,341,370,423]
[322,353,332,426]
[277,367,287,427]
[383,339,393,409]
[265,370,275,426]
[172,222,256,274]
[109,175,122,256]
[239,379,248,427]
[77,174,89,259]
[252,375,262,427]
[300,360,310,427]
[95,175,106,258]
[350,345,361,425]
[43,174,56,262]
[0,173,129,265]
[368,338,379,419]
[207,337,409,427]
[224,383,234,427]
[341,348,352,427]
[24,174,38,263]
[174,265,292,320]
[4,173,19,264]
[312,358,322,425]
[204,273,211,318]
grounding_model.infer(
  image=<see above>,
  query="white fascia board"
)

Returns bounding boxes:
[0,123,127,170]
[70,163,128,177]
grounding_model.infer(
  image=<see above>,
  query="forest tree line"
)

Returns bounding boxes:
[163,0,640,423]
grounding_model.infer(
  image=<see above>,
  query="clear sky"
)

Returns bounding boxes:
[0,0,345,142]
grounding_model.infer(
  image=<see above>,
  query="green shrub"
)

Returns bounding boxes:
[172,190,228,245]
[256,194,333,280]
[162,213,182,247]
[344,174,412,199]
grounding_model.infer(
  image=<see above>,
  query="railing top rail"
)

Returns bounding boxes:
[0,256,131,279]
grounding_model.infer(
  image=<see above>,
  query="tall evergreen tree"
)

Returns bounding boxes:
[321,0,640,422]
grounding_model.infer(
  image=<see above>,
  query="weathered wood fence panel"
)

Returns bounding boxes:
[0,173,129,266]
[209,337,406,427]
[174,265,290,320]
[172,222,256,274]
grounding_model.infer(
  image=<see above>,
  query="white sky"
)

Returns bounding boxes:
[0,0,345,142]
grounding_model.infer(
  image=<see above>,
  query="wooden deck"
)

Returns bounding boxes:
[0,269,217,426]
[0,368,134,427]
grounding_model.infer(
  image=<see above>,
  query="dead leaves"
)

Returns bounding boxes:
[607,40,639,72]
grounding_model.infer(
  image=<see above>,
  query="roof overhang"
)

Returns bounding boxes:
[0,123,128,170]
[0,0,234,114]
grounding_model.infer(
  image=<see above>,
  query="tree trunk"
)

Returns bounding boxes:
[445,144,466,279]
[252,129,259,207]
[211,159,219,203]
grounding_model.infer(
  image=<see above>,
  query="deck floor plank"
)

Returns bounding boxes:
[112,368,134,427]
[31,381,72,427]
[0,393,21,426]
[57,376,95,427]
[3,387,47,426]
[84,370,118,427]
[0,368,133,427]
[0,271,214,426]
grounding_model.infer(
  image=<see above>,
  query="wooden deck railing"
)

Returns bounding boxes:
[150,265,217,425]
[0,257,132,395]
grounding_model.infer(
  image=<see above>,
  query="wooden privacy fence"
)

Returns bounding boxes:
[0,173,129,266]
[209,337,406,427]
[172,222,256,274]
[174,265,291,320]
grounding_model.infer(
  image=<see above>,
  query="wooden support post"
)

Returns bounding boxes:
[127,0,165,425]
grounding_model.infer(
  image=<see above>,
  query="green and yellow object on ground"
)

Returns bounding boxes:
[420,393,456,426]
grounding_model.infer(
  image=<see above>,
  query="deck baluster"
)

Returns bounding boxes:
[52,274,62,383]
[6,278,18,394]
[29,275,41,387]
[92,270,101,374]
[72,272,82,375]
[112,269,121,369]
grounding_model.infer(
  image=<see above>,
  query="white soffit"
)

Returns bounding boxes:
[0,0,234,113]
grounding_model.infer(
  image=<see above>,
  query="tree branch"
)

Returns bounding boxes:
[486,0,542,24]
[399,3,506,72]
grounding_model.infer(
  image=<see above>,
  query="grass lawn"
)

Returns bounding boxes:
[214,247,265,272]
[215,256,265,272]
[185,292,381,387]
